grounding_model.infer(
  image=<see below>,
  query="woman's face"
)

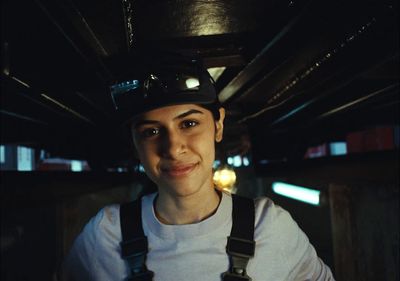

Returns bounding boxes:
[132,104,225,198]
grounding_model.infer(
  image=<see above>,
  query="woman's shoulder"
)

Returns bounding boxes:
[72,203,122,251]
[85,193,157,240]
[61,204,122,280]
[254,196,286,222]
[253,196,303,240]
[87,204,121,233]
[85,193,156,238]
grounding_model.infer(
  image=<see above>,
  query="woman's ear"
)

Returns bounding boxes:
[215,107,225,143]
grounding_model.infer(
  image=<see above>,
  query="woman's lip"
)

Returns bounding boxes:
[161,163,197,177]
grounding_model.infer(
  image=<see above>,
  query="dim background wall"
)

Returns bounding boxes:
[0,172,148,280]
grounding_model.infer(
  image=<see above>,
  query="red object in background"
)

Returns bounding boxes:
[346,131,364,153]
[36,158,90,171]
[346,126,395,153]
[304,143,328,159]
[36,158,71,171]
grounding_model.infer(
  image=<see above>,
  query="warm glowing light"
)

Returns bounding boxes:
[213,166,236,192]
[272,182,320,206]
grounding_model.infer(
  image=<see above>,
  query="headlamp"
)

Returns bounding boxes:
[110,58,217,118]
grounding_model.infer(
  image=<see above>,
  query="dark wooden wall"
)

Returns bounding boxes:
[0,172,147,280]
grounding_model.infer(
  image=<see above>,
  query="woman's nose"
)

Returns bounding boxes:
[159,130,187,159]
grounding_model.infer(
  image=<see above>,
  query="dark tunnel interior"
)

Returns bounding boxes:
[1,0,399,280]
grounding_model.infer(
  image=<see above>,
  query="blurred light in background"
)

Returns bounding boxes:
[0,145,5,164]
[272,182,321,206]
[226,155,250,168]
[330,142,347,156]
[213,166,236,193]
[213,160,221,169]
[71,160,83,172]
[17,146,34,171]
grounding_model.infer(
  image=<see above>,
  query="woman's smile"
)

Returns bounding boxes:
[160,163,198,178]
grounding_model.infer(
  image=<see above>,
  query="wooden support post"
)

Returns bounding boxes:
[329,184,357,281]
[329,183,399,281]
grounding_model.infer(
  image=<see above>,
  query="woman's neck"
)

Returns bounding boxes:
[154,188,221,225]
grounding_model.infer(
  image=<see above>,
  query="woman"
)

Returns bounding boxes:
[61,55,334,281]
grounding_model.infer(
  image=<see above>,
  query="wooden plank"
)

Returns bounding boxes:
[329,184,357,281]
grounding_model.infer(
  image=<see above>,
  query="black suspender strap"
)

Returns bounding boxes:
[120,200,154,281]
[222,194,256,281]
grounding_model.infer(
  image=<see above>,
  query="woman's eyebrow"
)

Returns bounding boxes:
[174,109,204,120]
[133,120,159,129]
[133,109,204,129]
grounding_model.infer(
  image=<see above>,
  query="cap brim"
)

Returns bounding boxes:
[119,92,217,125]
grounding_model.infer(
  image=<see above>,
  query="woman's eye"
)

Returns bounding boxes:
[181,120,199,129]
[140,128,160,138]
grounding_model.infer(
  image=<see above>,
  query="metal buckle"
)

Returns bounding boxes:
[127,270,154,281]
[226,236,256,258]
[222,272,252,281]
[224,236,255,281]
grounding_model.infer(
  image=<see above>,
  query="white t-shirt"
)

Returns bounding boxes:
[61,192,334,281]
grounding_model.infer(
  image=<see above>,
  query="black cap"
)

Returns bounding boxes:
[110,53,218,122]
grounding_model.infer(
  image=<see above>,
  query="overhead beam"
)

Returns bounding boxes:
[0,109,49,126]
[34,0,113,81]
[218,3,310,103]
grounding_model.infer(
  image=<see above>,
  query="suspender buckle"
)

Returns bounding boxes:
[126,270,154,281]
[226,236,255,258]
[222,271,252,281]
[223,236,255,281]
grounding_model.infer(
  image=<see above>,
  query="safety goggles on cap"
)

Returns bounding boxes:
[110,58,217,118]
